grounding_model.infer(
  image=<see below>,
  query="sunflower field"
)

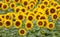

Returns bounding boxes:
[0,0,60,37]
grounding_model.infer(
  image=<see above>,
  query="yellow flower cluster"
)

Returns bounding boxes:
[0,0,60,36]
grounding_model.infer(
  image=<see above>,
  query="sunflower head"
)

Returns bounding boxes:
[10,2,16,9]
[27,14,34,21]
[19,28,26,36]
[14,20,22,28]
[0,21,4,28]
[4,20,12,28]
[3,0,11,3]
[37,20,44,27]
[25,21,33,30]
[0,2,3,9]
[2,3,8,10]
[52,13,58,21]
[16,13,25,21]
[47,22,55,30]
[43,0,49,6]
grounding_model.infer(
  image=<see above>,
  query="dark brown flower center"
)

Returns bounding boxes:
[15,0,19,2]
[24,1,27,6]
[0,3,2,8]
[50,8,55,13]
[6,0,9,2]
[36,15,40,20]
[40,16,45,19]
[53,14,57,19]
[6,21,10,26]
[20,30,25,34]
[41,0,44,1]
[41,5,45,9]
[44,1,48,5]
[45,9,49,15]
[49,24,53,28]
[11,4,14,7]
[0,19,2,21]
[2,16,4,18]
[18,15,23,20]
[15,21,20,26]
[0,22,3,26]
[38,21,43,26]
[26,23,31,28]
[21,9,25,12]
[3,5,7,9]
[6,15,9,19]
[44,21,47,26]
[16,8,20,12]
[28,16,33,21]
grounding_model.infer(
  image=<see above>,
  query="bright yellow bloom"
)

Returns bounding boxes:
[10,2,16,9]
[0,2,3,9]
[19,28,26,36]
[37,20,44,27]
[0,21,4,28]
[4,20,12,28]
[2,3,8,10]
[47,22,55,30]
[16,13,25,21]
[14,20,22,28]
[51,13,58,21]
[49,6,57,15]
[25,21,33,30]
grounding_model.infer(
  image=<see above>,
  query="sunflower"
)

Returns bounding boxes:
[25,11,30,16]
[44,7,50,16]
[26,5,31,11]
[13,0,20,3]
[3,0,11,3]
[43,20,48,28]
[37,20,44,27]
[11,13,16,18]
[14,20,22,28]
[49,6,57,15]
[51,13,58,21]
[40,0,45,3]
[10,2,16,9]
[25,21,33,30]
[40,4,46,10]
[47,22,54,30]
[0,17,3,22]
[0,21,4,28]
[49,1,54,6]
[43,0,49,6]
[22,0,29,6]
[0,14,5,22]
[49,1,58,7]
[4,20,12,28]
[53,1,58,7]
[0,2,3,9]
[29,0,38,5]
[29,3,35,9]
[20,7,26,13]
[5,13,12,20]
[33,8,39,14]
[56,5,60,10]
[39,14,48,20]
[2,3,8,10]
[35,13,41,20]
[25,11,34,18]
[19,28,26,36]
[16,13,25,21]
[27,14,34,21]
[14,6,20,13]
